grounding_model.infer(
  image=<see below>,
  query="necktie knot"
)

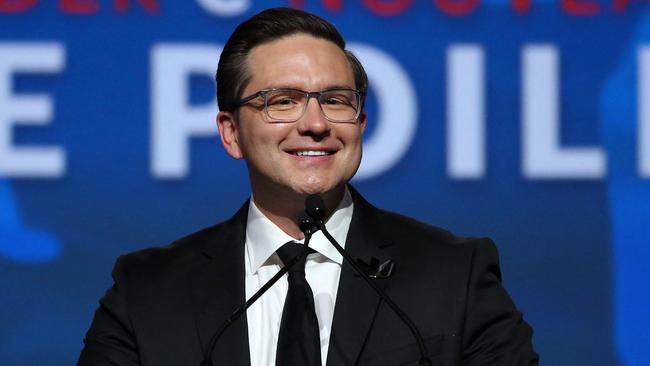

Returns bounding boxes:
[276,241,312,274]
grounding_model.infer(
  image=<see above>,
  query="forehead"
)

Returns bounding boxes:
[244,34,355,94]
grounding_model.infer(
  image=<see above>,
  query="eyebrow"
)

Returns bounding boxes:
[265,84,356,91]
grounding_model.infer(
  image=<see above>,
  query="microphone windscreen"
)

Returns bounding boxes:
[298,215,317,235]
[305,194,325,222]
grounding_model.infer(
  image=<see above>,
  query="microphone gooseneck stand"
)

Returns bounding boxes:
[200,217,317,366]
[305,194,432,366]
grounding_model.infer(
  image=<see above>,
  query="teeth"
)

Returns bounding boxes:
[295,151,330,156]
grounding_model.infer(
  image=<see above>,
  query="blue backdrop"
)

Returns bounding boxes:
[1,1,649,365]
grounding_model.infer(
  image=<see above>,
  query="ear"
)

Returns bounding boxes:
[217,111,243,160]
[358,111,367,133]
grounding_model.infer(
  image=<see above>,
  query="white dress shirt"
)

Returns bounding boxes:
[244,189,353,366]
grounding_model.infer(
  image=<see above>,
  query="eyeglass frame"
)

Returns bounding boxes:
[229,87,364,123]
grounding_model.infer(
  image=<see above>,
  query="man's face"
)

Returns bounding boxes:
[218,34,366,198]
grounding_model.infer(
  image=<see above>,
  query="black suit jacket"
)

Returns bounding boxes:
[78,188,538,365]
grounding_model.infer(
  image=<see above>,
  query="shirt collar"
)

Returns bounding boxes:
[245,188,354,274]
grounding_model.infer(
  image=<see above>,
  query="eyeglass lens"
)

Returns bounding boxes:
[265,89,359,122]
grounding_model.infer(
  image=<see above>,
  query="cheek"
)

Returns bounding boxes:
[343,130,364,152]
[238,124,269,147]
[239,126,292,163]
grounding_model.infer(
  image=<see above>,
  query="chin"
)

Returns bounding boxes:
[292,185,328,196]
[290,177,333,196]
[292,177,350,199]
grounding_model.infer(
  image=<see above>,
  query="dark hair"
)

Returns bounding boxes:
[216,7,368,112]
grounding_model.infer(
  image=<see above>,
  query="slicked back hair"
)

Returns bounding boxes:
[216,7,368,112]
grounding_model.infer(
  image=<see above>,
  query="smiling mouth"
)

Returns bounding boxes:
[290,150,335,156]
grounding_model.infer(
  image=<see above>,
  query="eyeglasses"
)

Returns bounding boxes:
[232,88,362,123]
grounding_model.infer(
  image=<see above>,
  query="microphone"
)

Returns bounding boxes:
[305,194,326,222]
[305,194,432,366]
[200,216,318,366]
[299,214,319,236]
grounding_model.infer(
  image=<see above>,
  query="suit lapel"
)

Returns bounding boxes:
[189,202,251,366]
[327,187,395,365]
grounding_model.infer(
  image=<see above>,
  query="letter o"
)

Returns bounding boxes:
[349,43,418,181]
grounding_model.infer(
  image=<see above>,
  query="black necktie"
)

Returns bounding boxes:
[275,241,322,366]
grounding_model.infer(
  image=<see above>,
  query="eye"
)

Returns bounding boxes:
[321,91,356,108]
[324,97,347,105]
[271,97,297,105]
[266,90,304,109]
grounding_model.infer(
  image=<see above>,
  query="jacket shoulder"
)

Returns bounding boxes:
[115,201,248,278]
[370,205,494,252]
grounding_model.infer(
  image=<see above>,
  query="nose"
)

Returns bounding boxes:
[296,97,330,136]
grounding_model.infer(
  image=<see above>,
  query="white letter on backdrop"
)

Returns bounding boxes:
[195,0,249,17]
[639,46,650,178]
[447,45,485,179]
[151,44,221,178]
[522,45,606,179]
[0,43,66,178]
[349,43,418,181]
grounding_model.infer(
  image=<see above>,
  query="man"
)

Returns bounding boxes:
[78,7,538,366]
